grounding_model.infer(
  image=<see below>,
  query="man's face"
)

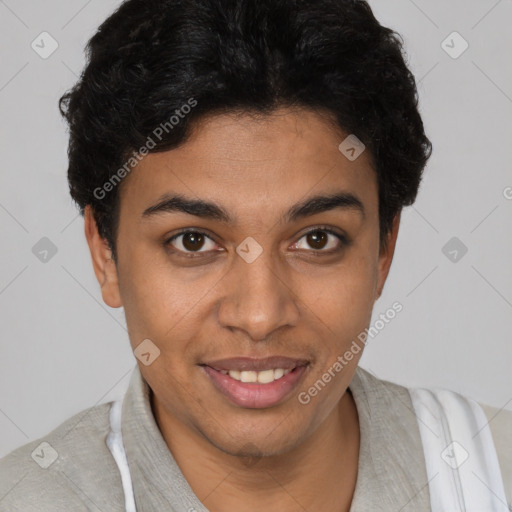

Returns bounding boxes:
[96,108,396,457]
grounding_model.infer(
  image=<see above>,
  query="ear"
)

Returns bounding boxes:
[84,205,123,308]
[375,212,401,300]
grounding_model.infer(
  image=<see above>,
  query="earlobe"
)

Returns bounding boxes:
[375,212,401,299]
[84,205,123,308]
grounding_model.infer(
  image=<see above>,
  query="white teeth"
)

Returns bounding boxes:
[257,369,275,384]
[227,368,292,383]
[240,371,258,383]
[274,368,284,379]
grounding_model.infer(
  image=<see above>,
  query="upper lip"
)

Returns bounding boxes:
[202,356,309,372]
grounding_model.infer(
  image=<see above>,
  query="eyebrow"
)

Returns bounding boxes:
[140,191,365,223]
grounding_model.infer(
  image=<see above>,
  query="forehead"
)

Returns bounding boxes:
[119,108,377,221]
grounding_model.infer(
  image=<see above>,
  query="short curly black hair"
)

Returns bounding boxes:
[59,0,432,262]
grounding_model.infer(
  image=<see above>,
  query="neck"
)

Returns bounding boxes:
[152,389,360,512]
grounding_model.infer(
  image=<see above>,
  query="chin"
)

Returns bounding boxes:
[200,416,310,461]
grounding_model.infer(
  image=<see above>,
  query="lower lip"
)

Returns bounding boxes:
[202,366,307,409]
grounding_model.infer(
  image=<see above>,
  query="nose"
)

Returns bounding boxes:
[217,247,300,341]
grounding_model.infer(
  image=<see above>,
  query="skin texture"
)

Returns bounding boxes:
[84,107,400,511]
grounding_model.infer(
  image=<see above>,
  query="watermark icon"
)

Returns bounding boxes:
[442,236,468,263]
[236,237,263,263]
[134,338,161,366]
[93,97,198,200]
[298,301,403,404]
[238,442,263,468]
[441,31,469,59]
[441,441,469,469]
[338,134,365,161]
[503,186,512,200]
[32,237,58,263]
[31,32,59,59]
[31,441,58,469]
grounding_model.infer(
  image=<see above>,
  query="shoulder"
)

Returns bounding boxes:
[0,401,124,512]
[352,368,511,506]
[478,402,512,505]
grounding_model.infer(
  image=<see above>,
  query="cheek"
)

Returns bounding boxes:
[117,246,219,351]
[293,260,378,378]
[304,252,378,326]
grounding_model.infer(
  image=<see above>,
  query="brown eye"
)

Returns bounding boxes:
[167,230,218,254]
[293,228,346,252]
[182,232,205,251]
[306,230,328,250]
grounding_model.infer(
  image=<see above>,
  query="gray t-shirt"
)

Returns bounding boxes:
[1,365,510,511]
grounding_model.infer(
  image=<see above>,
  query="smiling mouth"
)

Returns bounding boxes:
[200,356,310,408]
[217,368,293,384]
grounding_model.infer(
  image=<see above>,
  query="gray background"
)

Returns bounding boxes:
[0,0,511,458]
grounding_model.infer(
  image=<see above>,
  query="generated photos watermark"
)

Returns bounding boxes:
[298,301,403,405]
[93,97,198,200]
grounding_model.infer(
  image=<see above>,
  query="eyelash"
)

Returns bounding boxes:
[164,226,349,258]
